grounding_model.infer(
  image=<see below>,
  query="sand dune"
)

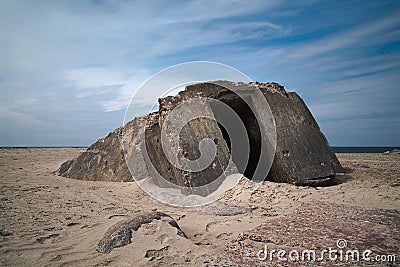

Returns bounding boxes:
[0,148,399,266]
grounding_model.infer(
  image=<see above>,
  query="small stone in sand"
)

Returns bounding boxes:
[97,211,186,253]
[354,163,370,168]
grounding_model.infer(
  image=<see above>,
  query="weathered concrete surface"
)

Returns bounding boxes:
[97,211,186,253]
[259,83,344,185]
[157,93,236,195]
[58,81,343,190]
[58,115,147,182]
[58,125,130,182]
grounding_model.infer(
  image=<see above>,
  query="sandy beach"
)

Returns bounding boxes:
[0,148,399,266]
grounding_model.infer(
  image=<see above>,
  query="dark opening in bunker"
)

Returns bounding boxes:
[211,94,262,180]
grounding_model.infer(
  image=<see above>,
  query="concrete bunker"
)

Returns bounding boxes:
[57,81,344,194]
[211,93,262,181]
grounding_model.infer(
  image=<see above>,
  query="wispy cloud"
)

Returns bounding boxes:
[285,11,400,60]
[0,107,42,124]
[64,67,127,89]
[101,71,151,112]
[318,116,400,146]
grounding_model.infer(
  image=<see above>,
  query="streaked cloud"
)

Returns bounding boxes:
[0,107,42,124]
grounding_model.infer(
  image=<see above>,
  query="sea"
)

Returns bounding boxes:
[331,147,399,153]
[1,146,399,153]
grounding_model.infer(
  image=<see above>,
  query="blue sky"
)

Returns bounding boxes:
[0,0,399,146]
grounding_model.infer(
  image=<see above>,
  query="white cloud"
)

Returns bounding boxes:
[285,14,400,59]
[0,107,42,124]
[155,0,284,24]
[64,67,127,89]
[308,69,400,122]
[319,116,400,146]
[101,74,149,112]
[8,97,39,108]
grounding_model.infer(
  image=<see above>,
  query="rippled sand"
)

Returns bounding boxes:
[0,148,398,266]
